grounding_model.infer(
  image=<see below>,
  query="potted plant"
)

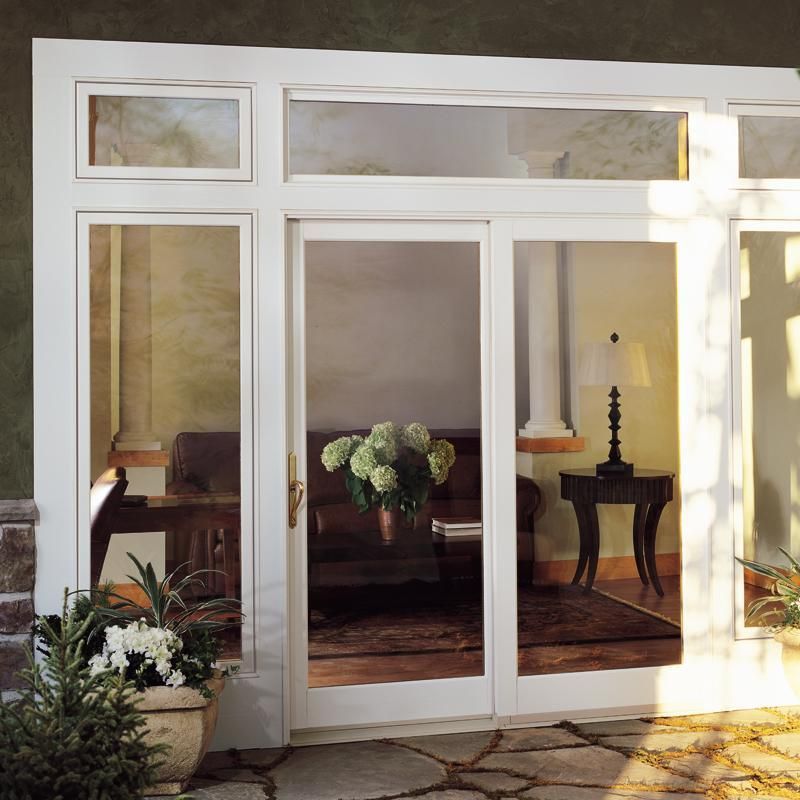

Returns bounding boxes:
[738,548,800,691]
[0,593,164,800]
[321,421,456,542]
[36,553,242,796]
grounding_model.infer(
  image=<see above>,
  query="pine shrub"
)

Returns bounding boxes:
[0,594,164,800]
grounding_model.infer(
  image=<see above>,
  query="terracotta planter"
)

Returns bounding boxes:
[377,507,403,543]
[137,676,225,795]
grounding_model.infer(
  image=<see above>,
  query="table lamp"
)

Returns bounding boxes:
[579,332,651,477]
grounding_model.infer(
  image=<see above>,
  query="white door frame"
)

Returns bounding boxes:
[33,37,800,747]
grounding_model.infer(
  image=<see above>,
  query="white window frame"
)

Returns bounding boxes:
[34,37,800,748]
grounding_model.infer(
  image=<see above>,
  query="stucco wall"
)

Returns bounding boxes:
[4,0,800,497]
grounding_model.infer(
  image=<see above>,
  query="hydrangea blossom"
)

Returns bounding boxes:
[366,422,400,464]
[401,422,431,454]
[370,464,398,493]
[321,435,363,471]
[88,619,186,688]
[428,439,457,484]
[349,443,379,479]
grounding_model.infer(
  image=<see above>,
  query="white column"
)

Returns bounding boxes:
[519,242,574,438]
[113,226,160,450]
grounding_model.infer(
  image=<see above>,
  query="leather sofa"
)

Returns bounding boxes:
[166,428,542,589]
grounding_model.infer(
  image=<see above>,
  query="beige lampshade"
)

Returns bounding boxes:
[579,340,651,387]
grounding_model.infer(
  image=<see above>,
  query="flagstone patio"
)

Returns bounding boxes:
[160,707,800,799]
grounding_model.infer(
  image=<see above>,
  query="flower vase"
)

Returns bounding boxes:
[377,507,402,543]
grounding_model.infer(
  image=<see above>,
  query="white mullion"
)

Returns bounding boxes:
[488,220,518,717]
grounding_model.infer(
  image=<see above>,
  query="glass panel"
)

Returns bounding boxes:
[740,231,800,626]
[514,241,681,675]
[305,241,483,687]
[90,96,240,168]
[290,101,688,180]
[89,224,242,660]
[739,116,800,178]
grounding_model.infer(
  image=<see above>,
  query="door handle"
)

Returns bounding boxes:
[288,452,305,529]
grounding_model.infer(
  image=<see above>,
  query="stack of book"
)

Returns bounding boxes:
[431,516,482,537]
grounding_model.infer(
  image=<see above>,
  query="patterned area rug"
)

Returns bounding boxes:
[308,582,680,659]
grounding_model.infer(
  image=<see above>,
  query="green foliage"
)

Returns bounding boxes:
[737,547,800,627]
[0,593,164,800]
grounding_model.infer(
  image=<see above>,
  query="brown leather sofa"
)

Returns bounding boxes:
[166,429,542,588]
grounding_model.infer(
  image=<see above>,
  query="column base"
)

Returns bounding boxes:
[518,423,574,439]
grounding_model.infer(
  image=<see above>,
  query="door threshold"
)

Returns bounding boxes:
[290,715,497,747]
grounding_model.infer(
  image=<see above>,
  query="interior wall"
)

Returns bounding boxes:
[305,241,481,432]
[516,241,680,562]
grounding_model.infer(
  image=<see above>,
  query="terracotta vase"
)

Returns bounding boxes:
[138,676,225,795]
[377,507,403,543]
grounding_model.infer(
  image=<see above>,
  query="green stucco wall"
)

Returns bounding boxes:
[2,0,799,498]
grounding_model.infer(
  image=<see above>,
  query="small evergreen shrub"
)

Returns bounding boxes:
[0,594,164,800]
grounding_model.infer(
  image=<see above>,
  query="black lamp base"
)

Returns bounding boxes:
[596,460,634,478]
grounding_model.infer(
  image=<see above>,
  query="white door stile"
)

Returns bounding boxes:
[487,220,519,719]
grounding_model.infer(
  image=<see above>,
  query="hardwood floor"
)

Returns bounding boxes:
[308,574,683,688]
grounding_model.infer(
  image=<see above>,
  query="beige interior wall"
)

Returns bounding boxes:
[149,226,240,481]
[516,241,680,562]
[305,241,481,431]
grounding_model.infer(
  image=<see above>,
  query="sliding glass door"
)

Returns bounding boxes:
[289,220,495,730]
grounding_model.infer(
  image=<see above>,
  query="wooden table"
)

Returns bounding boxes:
[559,468,674,596]
[100,494,241,596]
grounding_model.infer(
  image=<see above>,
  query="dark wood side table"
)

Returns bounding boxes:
[559,468,674,596]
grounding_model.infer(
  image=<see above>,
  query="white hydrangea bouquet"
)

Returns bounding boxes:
[321,421,456,521]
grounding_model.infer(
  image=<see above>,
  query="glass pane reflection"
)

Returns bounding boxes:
[304,241,484,687]
[89,224,242,660]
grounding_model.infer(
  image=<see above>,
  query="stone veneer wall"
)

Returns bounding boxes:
[0,501,37,700]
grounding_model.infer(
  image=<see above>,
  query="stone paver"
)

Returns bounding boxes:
[178,782,267,800]
[392,731,494,763]
[181,706,800,800]
[237,747,288,768]
[724,742,800,775]
[662,752,751,783]
[577,719,674,736]
[479,745,698,788]
[399,793,485,800]
[761,731,800,758]
[602,729,735,752]
[458,770,530,792]
[519,788,705,799]
[270,740,446,800]
[495,726,586,750]
[658,709,783,726]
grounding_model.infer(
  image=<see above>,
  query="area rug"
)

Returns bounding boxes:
[308,582,680,659]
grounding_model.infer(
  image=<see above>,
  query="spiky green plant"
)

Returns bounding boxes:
[0,592,164,800]
[737,547,800,627]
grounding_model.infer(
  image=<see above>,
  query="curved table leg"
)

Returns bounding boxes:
[632,503,649,586]
[571,501,590,585]
[644,502,666,596]
[583,503,600,595]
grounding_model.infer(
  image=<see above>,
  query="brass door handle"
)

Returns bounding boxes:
[289,479,304,528]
